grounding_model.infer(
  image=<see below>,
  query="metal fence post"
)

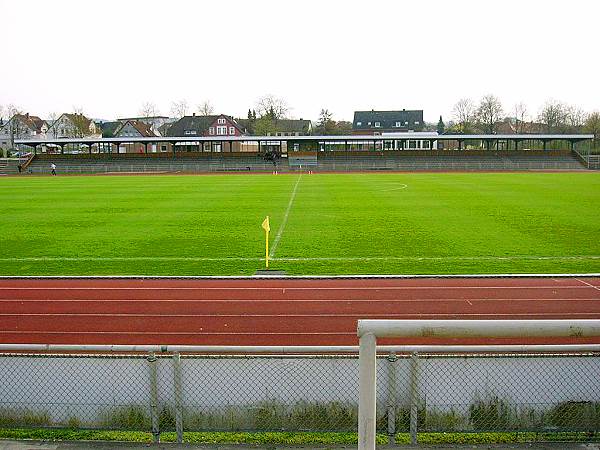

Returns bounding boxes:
[409,352,419,445]
[386,351,397,445]
[147,351,160,443]
[173,352,184,444]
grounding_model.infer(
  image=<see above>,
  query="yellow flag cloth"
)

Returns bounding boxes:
[262,216,270,233]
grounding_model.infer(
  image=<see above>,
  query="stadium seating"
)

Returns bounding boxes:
[0,158,20,175]
[24,150,587,174]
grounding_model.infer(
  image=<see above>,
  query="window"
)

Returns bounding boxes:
[395,122,401,127]
[367,122,371,126]
[415,121,420,125]
[216,126,227,135]
[374,122,381,128]
[405,121,409,125]
[218,118,226,124]
[229,126,235,135]
[184,130,190,135]
[209,127,215,135]
[356,121,362,126]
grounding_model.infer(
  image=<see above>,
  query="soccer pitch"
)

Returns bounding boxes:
[1,172,599,276]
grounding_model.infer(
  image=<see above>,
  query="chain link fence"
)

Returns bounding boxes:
[1,351,599,441]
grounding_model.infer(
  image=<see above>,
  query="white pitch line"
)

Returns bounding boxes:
[1,255,598,262]
[269,174,302,258]
[381,183,408,191]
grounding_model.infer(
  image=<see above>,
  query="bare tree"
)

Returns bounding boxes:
[584,111,600,148]
[451,98,476,133]
[476,95,504,133]
[513,102,528,133]
[538,100,569,133]
[566,105,587,130]
[139,102,158,118]
[255,95,289,119]
[47,112,59,138]
[70,108,91,138]
[197,100,215,116]
[170,100,189,118]
[6,104,23,150]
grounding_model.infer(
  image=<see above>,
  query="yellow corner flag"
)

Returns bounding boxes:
[262,216,270,268]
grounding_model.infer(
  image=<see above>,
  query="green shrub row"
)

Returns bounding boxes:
[2,398,600,433]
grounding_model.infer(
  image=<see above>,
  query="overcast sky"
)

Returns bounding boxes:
[1,0,597,123]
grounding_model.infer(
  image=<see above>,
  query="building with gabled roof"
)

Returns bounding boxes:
[238,118,312,136]
[48,113,100,138]
[0,113,48,152]
[353,109,424,135]
[167,114,246,137]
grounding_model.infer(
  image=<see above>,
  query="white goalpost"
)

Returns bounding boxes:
[357,319,600,450]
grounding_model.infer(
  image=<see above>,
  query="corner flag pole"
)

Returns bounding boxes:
[262,216,270,269]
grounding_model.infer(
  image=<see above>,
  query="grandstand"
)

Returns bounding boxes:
[0,158,20,175]
[23,149,587,174]
[13,133,595,174]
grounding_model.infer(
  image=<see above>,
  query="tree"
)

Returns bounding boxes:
[245,109,256,134]
[315,109,337,135]
[538,100,569,133]
[452,98,476,133]
[513,102,528,133]
[47,112,59,138]
[139,102,158,117]
[6,104,23,150]
[197,100,215,116]
[566,106,587,131]
[70,107,91,138]
[437,116,445,134]
[253,115,277,136]
[255,95,289,119]
[476,95,503,133]
[584,112,600,148]
[170,100,189,118]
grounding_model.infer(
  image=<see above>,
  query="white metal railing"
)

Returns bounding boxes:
[357,319,600,450]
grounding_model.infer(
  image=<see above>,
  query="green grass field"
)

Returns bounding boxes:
[0,172,599,276]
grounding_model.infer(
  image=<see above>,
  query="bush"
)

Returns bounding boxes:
[0,408,51,427]
[469,396,512,431]
[100,406,150,430]
[548,401,600,431]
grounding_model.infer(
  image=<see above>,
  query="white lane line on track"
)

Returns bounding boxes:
[576,278,600,292]
[5,313,600,317]
[0,286,594,291]
[0,297,595,302]
[269,174,302,259]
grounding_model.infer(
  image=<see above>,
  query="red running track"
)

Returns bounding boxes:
[0,277,599,346]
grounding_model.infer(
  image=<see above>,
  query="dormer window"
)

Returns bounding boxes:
[415,121,420,125]
[374,122,381,128]
[356,121,362,126]
[395,122,401,127]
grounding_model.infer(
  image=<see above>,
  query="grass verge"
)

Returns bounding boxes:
[0,429,598,445]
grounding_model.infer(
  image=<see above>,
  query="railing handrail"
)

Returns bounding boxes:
[1,343,600,354]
